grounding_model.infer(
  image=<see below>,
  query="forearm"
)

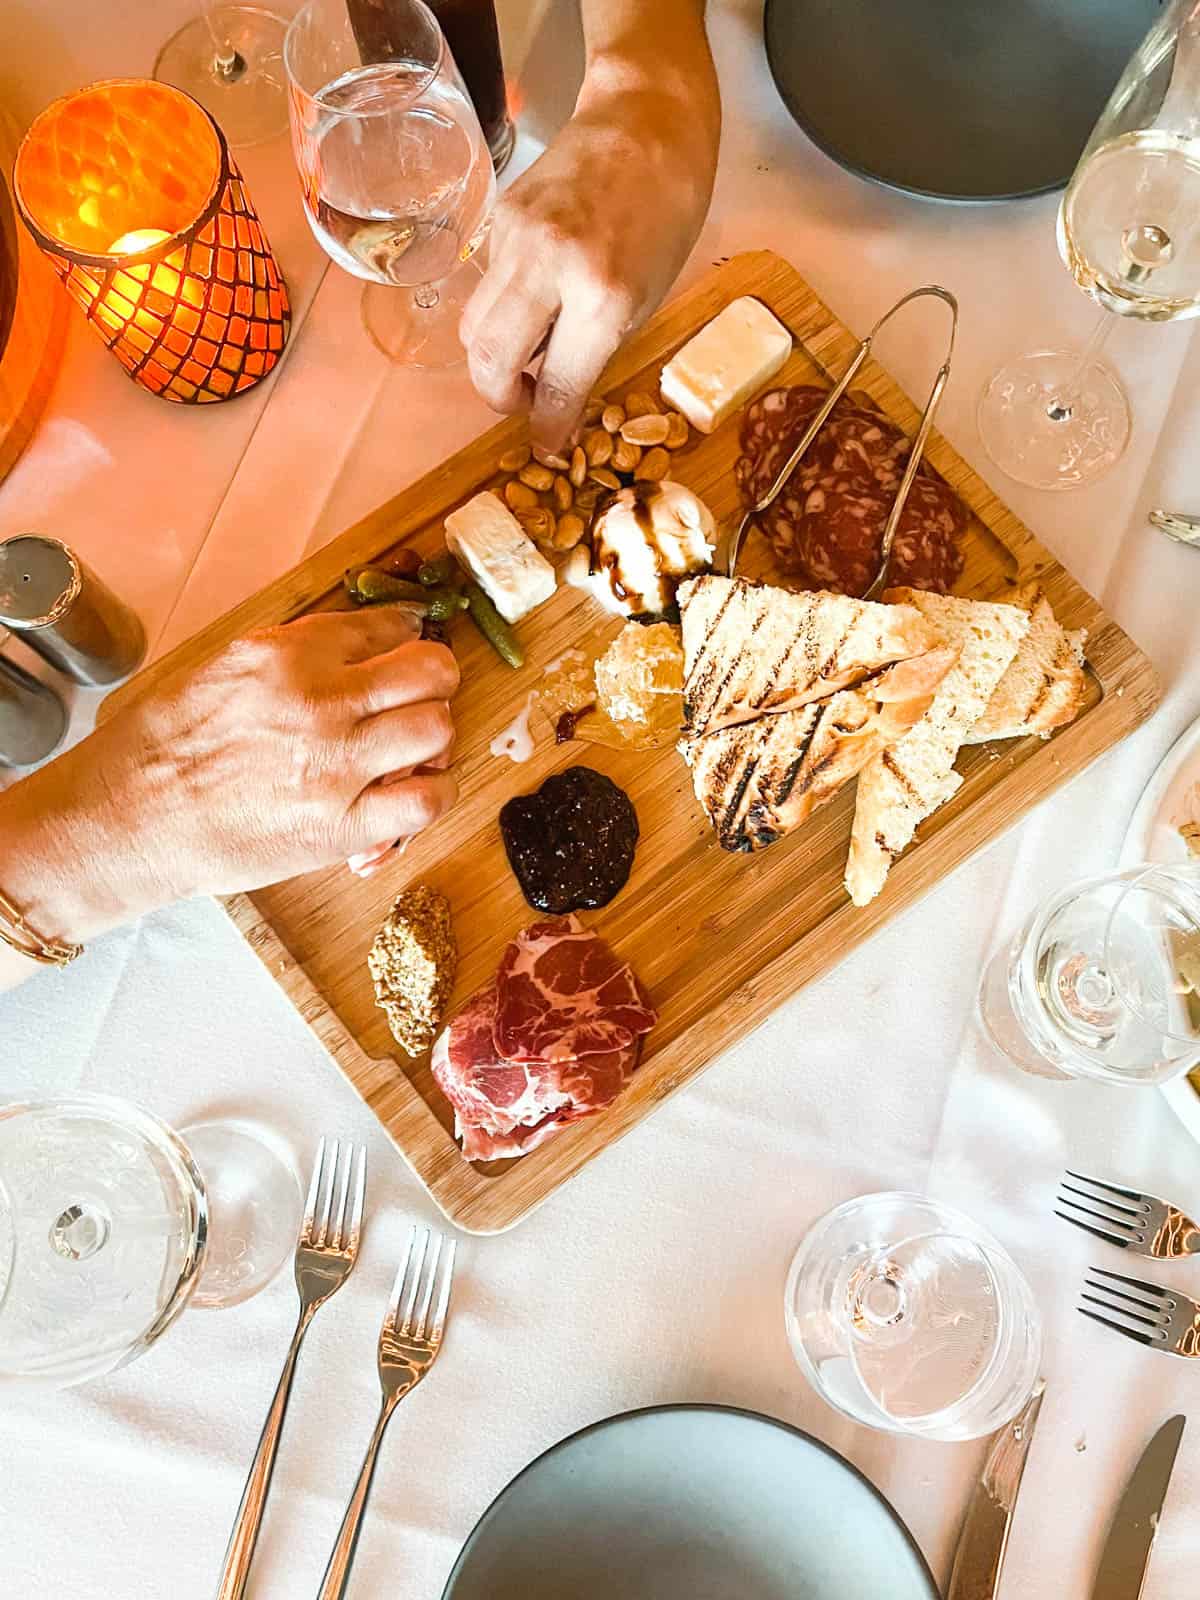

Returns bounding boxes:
[578,0,721,151]
[0,730,176,992]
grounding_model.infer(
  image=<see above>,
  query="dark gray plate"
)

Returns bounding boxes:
[442,1405,938,1600]
[764,0,1162,201]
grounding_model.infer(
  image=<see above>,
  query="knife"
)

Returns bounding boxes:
[946,1380,1046,1600]
[1091,1415,1186,1600]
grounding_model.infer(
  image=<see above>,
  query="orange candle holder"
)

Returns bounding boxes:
[13,79,291,404]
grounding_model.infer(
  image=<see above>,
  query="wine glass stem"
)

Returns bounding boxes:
[414,283,440,311]
[203,5,242,77]
[1047,310,1113,422]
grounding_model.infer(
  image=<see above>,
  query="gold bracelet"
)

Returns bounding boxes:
[0,887,83,967]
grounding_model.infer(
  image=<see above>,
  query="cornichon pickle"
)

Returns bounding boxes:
[465,584,523,668]
[344,566,427,605]
[423,586,469,622]
[418,554,458,588]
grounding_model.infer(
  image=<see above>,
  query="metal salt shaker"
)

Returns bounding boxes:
[0,655,67,768]
[0,535,146,686]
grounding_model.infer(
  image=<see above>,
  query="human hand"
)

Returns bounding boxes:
[461,79,719,452]
[0,607,459,949]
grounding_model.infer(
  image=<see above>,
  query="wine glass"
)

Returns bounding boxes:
[284,0,496,368]
[978,0,1200,490]
[785,1193,1042,1442]
[0,1096,302,1389]
[978,864,1200,1085]
[156,5,291,148]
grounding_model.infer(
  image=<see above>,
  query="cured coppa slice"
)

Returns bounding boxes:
[430,917,657,1162]
[494,915,656,1063]
[431,984,638,1162]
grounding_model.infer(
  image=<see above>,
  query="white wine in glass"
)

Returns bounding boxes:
[979,0,1200,490]
[156,5,291,149]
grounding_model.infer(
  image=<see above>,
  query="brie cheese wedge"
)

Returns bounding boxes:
[444,491,556,623]
[659,296,792,434]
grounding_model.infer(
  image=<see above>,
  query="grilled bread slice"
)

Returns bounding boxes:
[678,574,945,738]
[682,646,958,851]
[965,582,1087,743]
[845,589,1030,906]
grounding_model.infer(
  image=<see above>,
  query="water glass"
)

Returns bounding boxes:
[285,0,496,367]
[979,864,1200,1086]
[785,1193,1042,1442]
[0,1096,301,1389]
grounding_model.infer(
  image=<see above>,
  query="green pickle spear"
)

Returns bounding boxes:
[465,584,523,668]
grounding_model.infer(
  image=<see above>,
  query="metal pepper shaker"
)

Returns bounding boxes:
[0,654,67,768]
[0,535,146,686]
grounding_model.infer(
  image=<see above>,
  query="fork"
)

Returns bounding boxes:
[316,1225,457,1600]
[1078,1266,1200,1357]
[1054,1169,1200,1259]
[215,1137,367,1600]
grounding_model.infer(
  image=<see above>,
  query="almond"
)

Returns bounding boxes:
[499,445,531,473]
[624,390,660,418]
[612,438,642,475]
[504,480,539,512]
[552,474,574,513]
[664,411,690,450]
[635,446,670,483]
[620,413,670,447]
[516,506,556,544]
[583,394,606,425]
[553,512,586,549]
[532,445,571,471]
[589,466,621,491]
[569,446,588,488]
[601,403,625,434]
[584,428,614,467]
[518,462,555,492]
[573,483,602,514]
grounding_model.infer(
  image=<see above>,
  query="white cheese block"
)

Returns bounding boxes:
[444,490,556,623]
[659,296,792,434]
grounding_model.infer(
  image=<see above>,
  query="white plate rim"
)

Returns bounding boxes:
[441,1402,938,1599]
[1119,715,1200,1146]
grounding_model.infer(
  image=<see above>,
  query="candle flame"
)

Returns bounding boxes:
[108,228,172,255]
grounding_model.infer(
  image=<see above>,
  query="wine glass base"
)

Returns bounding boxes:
[361,258,484,369]
[179,1121,302,1309]
[977,349,1131,491]
[977,942,1072,1080]
[155,6,289,149]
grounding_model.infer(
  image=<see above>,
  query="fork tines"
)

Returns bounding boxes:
[386,1225,456,1346]
[303,1136,368,1255]
[1054,1169,1154,1251]
[1078,1266,1177,1348]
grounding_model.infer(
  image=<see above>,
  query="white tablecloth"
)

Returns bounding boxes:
[3,3,1199,1597]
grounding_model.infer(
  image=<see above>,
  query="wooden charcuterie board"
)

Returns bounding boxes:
[106,251,1161,1232]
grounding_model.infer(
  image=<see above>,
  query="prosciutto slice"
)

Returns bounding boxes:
[431,918,656,1163]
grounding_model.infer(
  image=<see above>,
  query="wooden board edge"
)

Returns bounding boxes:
[219,891,520,1233]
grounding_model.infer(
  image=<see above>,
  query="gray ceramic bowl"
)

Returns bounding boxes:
[764,0,1162,201]
[443,1404,938,1599]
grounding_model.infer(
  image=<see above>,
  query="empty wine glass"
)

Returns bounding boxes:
[979,0,1200,489]
[785,1193,1042,1442]
[156,5,290,148]
[979,864,1200,1085]
[0,1096,301,1389]
[284,0,496,367]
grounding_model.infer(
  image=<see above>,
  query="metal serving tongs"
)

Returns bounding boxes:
[718,284,959,598]
[1150,507,1200,548]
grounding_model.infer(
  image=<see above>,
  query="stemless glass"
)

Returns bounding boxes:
[979,864,1200,1086]
[785,1193,1042,1443]
[284,0,496,367]
[0,1096,301,1389]
[978,0,1200,490]
[156,4,291,148]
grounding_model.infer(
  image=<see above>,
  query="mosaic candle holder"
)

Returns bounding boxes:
[13,79,290,403]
